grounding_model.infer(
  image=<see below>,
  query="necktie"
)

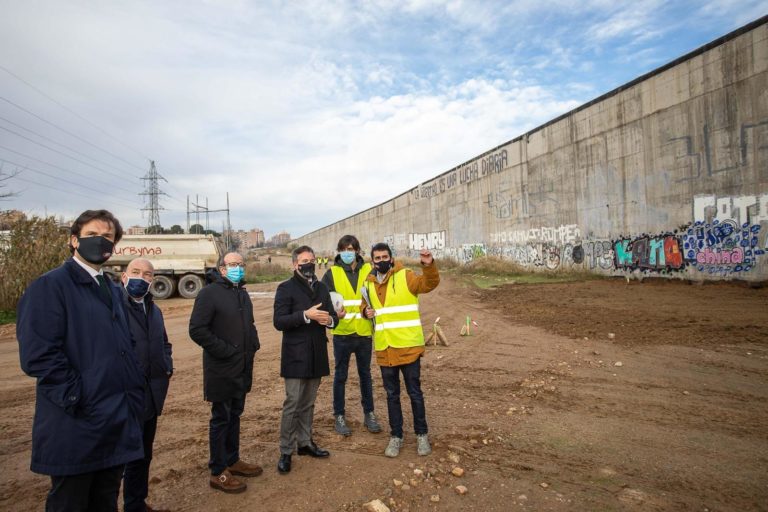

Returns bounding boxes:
[95,275,113,307]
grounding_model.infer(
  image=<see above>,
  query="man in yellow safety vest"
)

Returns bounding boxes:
[362,242,439,457]
[321,235,383,436]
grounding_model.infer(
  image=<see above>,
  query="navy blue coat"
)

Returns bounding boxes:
[189,274,260,402]
[122,289,173,420]
[274,273,337,379]
[17,258,145,476]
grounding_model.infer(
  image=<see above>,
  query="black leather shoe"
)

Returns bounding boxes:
[277,454,291,474]
[297,440,330,458]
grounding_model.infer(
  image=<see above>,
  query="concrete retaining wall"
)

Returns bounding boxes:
[296,17,768,281]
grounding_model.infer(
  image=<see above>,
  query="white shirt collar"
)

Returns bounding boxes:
[73,255,103,283]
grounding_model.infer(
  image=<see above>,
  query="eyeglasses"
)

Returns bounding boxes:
[224,263,245,268]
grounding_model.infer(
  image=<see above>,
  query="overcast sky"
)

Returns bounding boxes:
[0,1,764,238]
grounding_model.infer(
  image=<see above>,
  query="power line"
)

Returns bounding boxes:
[0,145,141,196]
[0,114,140,177]
[0,124,136,182]
[10,174,141,210]
[0,154,141,207]
[13,174,138,208]
[0,96,145,175]
[0,64,152,162]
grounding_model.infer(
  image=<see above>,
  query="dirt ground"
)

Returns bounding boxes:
[1,272,767,511]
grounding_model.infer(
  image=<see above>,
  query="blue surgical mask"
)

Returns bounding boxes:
[125,277,150,298]
[226,266,245,283]
[340,251,355,265]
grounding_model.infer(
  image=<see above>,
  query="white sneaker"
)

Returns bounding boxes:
[416,434,431,456]
[384,436,403,457]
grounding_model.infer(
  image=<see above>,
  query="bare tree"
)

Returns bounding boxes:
[0,163,20,201]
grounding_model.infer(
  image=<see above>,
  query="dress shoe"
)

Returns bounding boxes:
[297,440,330,458]
[209,469,246,493]
[228,459,263,477]
[277,453,292,474]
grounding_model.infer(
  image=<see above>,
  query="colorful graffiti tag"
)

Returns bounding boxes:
[682,220,764,275]
[612,234,685,272]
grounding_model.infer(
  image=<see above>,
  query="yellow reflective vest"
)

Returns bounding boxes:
[366,269,424,351]
[331,263,373,337]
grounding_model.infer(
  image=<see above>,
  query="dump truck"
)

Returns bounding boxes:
[106,234,223,299]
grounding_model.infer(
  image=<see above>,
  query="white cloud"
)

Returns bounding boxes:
[0,0,762,237]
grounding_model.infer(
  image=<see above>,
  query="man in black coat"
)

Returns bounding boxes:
[121,258,173,512]
[273,245,338,474]
[189,252,262,494]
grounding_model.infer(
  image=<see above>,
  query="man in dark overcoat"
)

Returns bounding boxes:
[189,251,262,493]
[121,258,173,512]
[17,209,145,512]
[273,245,338,474]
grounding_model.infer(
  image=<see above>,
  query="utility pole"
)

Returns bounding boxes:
[226,192,231,250]
[186,193,232,247]
[140,160,168,231]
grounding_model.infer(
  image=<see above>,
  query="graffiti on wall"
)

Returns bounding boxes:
[408,231,446,251]
[666,120,768,181]
[412,149,509,201]
[683,220,764,275]
[486,191,528,220]
[444,243,487,263]
[694,194,768,226]
[490,224,580,245]
[612,233,685,272]
[580,240,614,270]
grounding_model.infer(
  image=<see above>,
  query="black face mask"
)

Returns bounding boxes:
[76,236,115,265]
[375,260,393,274]
[298,262,316,280]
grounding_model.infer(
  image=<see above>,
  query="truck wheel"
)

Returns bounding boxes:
[178,274,204,299]
[150,275,176,300]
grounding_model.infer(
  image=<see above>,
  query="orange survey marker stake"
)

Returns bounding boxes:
[460,316,478,336]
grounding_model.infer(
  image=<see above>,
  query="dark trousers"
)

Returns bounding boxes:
[380,358,428,438]
[123,415,158,512]
[279,378,321,455]
[209,395,245,475]
[46,465,124,512]
[332,335,374,416]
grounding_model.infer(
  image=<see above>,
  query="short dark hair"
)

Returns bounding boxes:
[69,209,123,253]
[337,234,360,252]
[292,245,314,263]
[370,242,392,258]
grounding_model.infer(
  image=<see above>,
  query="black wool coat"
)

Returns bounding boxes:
[189,274,260,402]
[273,273,337,379]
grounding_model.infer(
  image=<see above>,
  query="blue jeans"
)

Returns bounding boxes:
[332,335,374,417]
[208,396,245,475]
[380,358,428,438]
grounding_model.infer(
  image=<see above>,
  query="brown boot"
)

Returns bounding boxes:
[209,469,247,493]
[227,459,264,477]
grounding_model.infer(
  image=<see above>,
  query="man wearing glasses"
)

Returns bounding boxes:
[273,245,338,474]
[189,252,262,493]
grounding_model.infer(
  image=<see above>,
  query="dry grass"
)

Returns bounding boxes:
[0,216,70,315]
[244,261,292,283]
